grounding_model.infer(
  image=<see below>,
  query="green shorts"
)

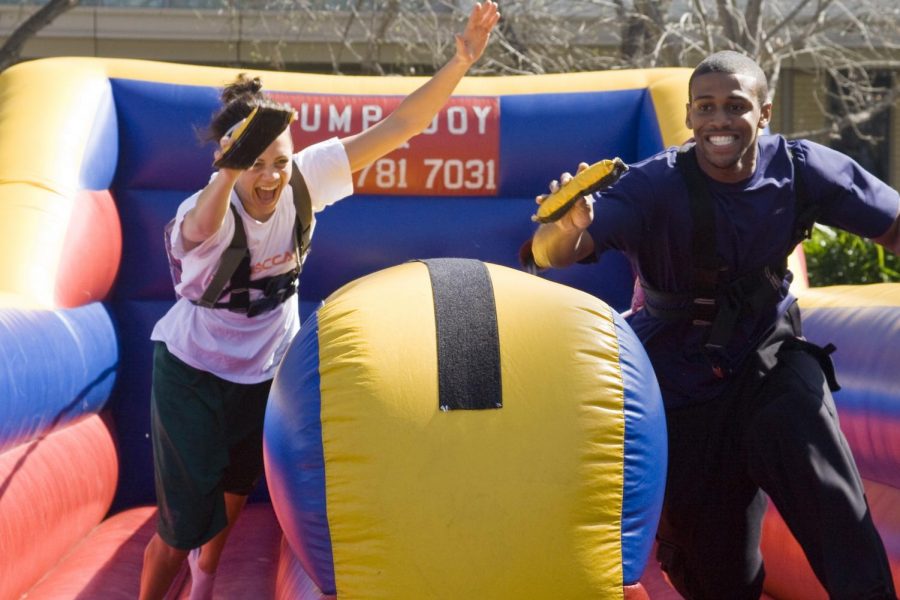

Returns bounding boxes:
[150,342,272,550]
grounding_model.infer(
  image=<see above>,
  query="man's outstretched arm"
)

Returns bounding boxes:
[873,210,900,254]
[530,163,597,268]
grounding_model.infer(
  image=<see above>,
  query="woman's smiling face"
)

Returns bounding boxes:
[233,128,294,221]
[686,71,772,183]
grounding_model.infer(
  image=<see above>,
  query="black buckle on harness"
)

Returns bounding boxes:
[243,272,297,317]
[264,272,294,298]
[691,297,716,326]
[704,291,741,351]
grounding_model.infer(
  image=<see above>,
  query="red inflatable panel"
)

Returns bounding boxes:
[202,502,281,599]
[761,479,900,599]
[0,414,117,600]
[26,503,282,599]
[24,507,157,600]
[624,582,650,599]
[54,189,122,307]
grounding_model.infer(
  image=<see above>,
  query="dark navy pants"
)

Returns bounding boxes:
[655,306,896,600]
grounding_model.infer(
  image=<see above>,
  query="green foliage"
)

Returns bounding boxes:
[803,225,900,287]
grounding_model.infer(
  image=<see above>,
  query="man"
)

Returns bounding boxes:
[529,51,899,599]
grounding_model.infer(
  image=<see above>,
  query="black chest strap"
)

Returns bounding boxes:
[677,145,727,298]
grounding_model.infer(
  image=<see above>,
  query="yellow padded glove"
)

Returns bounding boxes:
[531,158,628,224]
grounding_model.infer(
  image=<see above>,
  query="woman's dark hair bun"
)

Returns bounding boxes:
[204,73,272,141]
[221,73,265,104]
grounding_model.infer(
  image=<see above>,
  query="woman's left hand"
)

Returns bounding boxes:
[455,1,500,66]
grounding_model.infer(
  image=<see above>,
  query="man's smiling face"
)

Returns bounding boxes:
[686,71,772,183]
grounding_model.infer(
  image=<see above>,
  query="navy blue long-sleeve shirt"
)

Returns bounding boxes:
[588,135,900,407]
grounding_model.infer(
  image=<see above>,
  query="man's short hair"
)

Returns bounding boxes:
[689,51,769,105]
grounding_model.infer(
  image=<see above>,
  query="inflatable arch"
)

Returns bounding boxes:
[0,56,896,598]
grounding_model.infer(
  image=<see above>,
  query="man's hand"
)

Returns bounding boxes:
[535,162,596,231]
[873,212,900,255]
[530,163,597,269]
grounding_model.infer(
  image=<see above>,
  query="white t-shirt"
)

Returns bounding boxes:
[151,137,353,383]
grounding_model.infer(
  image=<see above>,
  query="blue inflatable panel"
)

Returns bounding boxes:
[104,299,170,509]
[614,311,667,583]
[305,196,634,311]
[497,90,662,197]
[111,79,220,191]
[803,306,900,419]
[265,310,334,594]
[301,195,538,295]
[298,300,324,324]
[802,305,900,489]
[0,303,117,453]
[112,188,193,302]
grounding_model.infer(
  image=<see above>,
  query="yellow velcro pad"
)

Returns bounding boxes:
[316,262,626,599]
[532,158,628,224]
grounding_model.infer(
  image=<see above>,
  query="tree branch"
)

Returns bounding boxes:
[0,0,80,72]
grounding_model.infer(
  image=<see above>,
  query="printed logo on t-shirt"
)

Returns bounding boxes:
[252,250,296,275]
[195,250,296,290]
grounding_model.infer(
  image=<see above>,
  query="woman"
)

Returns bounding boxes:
[140,3,499,598]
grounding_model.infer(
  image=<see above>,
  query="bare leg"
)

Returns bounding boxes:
[187,493,248,600]
[140,534,189,600]
[196,492,248,573]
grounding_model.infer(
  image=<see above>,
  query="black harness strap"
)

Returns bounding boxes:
[193,162,313,316]
[421,258,502,412]
[197,203,249,308]
[290,161,313,264]
[676,147,727,326]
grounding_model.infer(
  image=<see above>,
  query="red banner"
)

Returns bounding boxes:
[272,93,499,196]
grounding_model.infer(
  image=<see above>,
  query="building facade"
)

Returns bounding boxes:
[2,1,898,185]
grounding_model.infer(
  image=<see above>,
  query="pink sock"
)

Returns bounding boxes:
[187,548,216,600]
